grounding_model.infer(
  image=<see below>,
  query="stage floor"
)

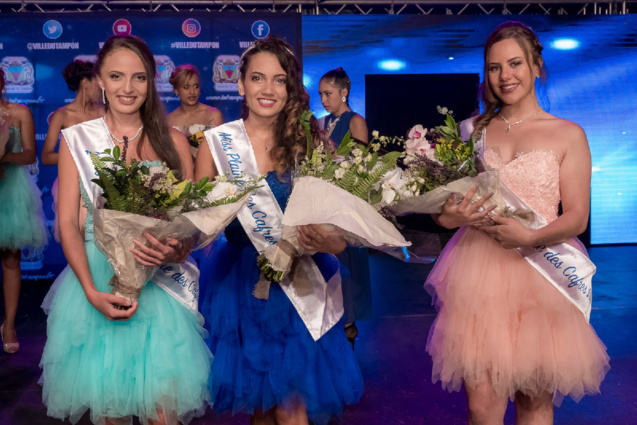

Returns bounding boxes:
[1,246,636,424]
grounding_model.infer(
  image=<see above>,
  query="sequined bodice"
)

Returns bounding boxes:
[484,148,561,222]
[225,170,292,244]
[79,160,163,236]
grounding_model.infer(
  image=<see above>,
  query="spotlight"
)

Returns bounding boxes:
[303,74,312,88]
[551,38,580,50]
[377,59,406,71]
[448,56,454,60]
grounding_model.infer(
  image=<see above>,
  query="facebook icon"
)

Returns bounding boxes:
[251,20,270,39]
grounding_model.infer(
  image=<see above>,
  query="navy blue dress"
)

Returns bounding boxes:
[322,112,373,324]
[200,170,364,424]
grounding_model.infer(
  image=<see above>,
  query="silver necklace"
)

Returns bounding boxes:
[498,109,541,133]
[102,117,144,144]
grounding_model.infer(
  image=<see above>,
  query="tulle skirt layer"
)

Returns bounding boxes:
[425,227,609,405]
[0,164,47,250]
[200,236,364,425]
[40,241,212,424]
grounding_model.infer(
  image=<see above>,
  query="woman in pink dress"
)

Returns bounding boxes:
[425,21,609,424]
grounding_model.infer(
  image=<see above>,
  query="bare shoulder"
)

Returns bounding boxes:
[546,116,588,149]
[169,126,189,144]
[7,101,32,119]
[351,113,367,125]
[201,104,223,123]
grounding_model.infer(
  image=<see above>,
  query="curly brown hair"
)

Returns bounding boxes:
[239,36,320,173]
[472,21,546,138]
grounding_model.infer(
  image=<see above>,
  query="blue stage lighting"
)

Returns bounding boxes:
[303,73,312,88]
[377,59,406,71]
[551,38,580,50]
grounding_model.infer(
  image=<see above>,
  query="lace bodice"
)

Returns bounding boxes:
[484,148,561,222]
[79,160,163,237]
[225,169,292,245]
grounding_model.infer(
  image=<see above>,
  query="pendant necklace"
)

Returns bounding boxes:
[102,117,144,144]
[498,109,541,133]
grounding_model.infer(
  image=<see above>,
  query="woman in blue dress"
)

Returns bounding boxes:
[317,67,372,346]
[40,35,211,425]
[0,68,48,354]
[196,37,364,425]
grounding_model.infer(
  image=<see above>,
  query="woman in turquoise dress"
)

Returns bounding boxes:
[317,67,372,346]
[196,37,363,425]
[0,68,48,354]
[39,35,211,425]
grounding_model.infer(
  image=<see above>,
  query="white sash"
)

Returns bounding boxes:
[204,119,343,340]
[461,118,594,320]
[61,118,201,315]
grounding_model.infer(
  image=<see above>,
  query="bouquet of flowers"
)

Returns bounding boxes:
[185,124,210,159]
[255,111,410,289]
[386,107,536,226]
[91,144,260,304]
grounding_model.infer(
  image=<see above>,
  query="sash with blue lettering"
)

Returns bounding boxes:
[62,118,201,315]
[204,119,343,340]
[461,119,595,321]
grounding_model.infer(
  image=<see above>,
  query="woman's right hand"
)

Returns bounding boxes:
[434,185,496,229]
[86,290,139,321]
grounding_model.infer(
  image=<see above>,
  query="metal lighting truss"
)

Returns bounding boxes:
[0,0,633,15]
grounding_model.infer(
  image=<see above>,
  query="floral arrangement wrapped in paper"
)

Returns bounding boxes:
[255,111,410,286]
[186,124,208,159]
[91,144,260,305]
[386,107,539,228]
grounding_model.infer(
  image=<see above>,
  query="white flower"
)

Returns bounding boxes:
[188,124,207,135]
[353,156,363,165]
[437,105,448,115]
[148,165,165,176]
[371,143,381,152]
[215,174,228,182]
[372,130,379,139]
[365,153,373,162]
[208,182,238,201]
[381,182,397,205]
[357,165,364,173]
[334,168,346,179]
[405,125,440,163]
[352,148,363,157]
[340,161,350,169]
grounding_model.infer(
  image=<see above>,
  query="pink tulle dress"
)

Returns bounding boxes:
[425,145,609,405]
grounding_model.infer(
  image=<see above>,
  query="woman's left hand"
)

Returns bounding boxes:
[297,224,346,255]
[478,215,536,249]
[131,233,191,266]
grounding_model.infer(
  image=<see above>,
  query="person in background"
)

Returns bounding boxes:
[317,67,372,347]
[167,64,223,159]
[42,59,104,241]
[0,68,48,354]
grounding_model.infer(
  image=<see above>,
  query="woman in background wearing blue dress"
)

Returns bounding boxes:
[196,37,363,425]
[40,35,211,425]
[0,68,48,354]
[317,67,372,346]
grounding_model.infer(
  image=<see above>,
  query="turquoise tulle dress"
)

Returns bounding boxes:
[39,162,212,425]
[0,126,47,250]
[200,170,364,424]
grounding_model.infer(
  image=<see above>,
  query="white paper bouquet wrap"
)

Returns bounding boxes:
[252,176,410,297]
[93,194,250,305]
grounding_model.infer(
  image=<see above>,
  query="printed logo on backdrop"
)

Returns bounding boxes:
[113,19,132,36]
[251,20,270,39]
[0,57,34,93]
[43,20,63,39]
[213,55,240,92]
[182,18,201,38]
[74,55,98,63]
[154,55,175,92]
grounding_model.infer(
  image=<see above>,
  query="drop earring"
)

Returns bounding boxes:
[101,88,106,104]
[342,96,347,103]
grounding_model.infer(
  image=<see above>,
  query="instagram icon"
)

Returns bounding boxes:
[182,19,201,38]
